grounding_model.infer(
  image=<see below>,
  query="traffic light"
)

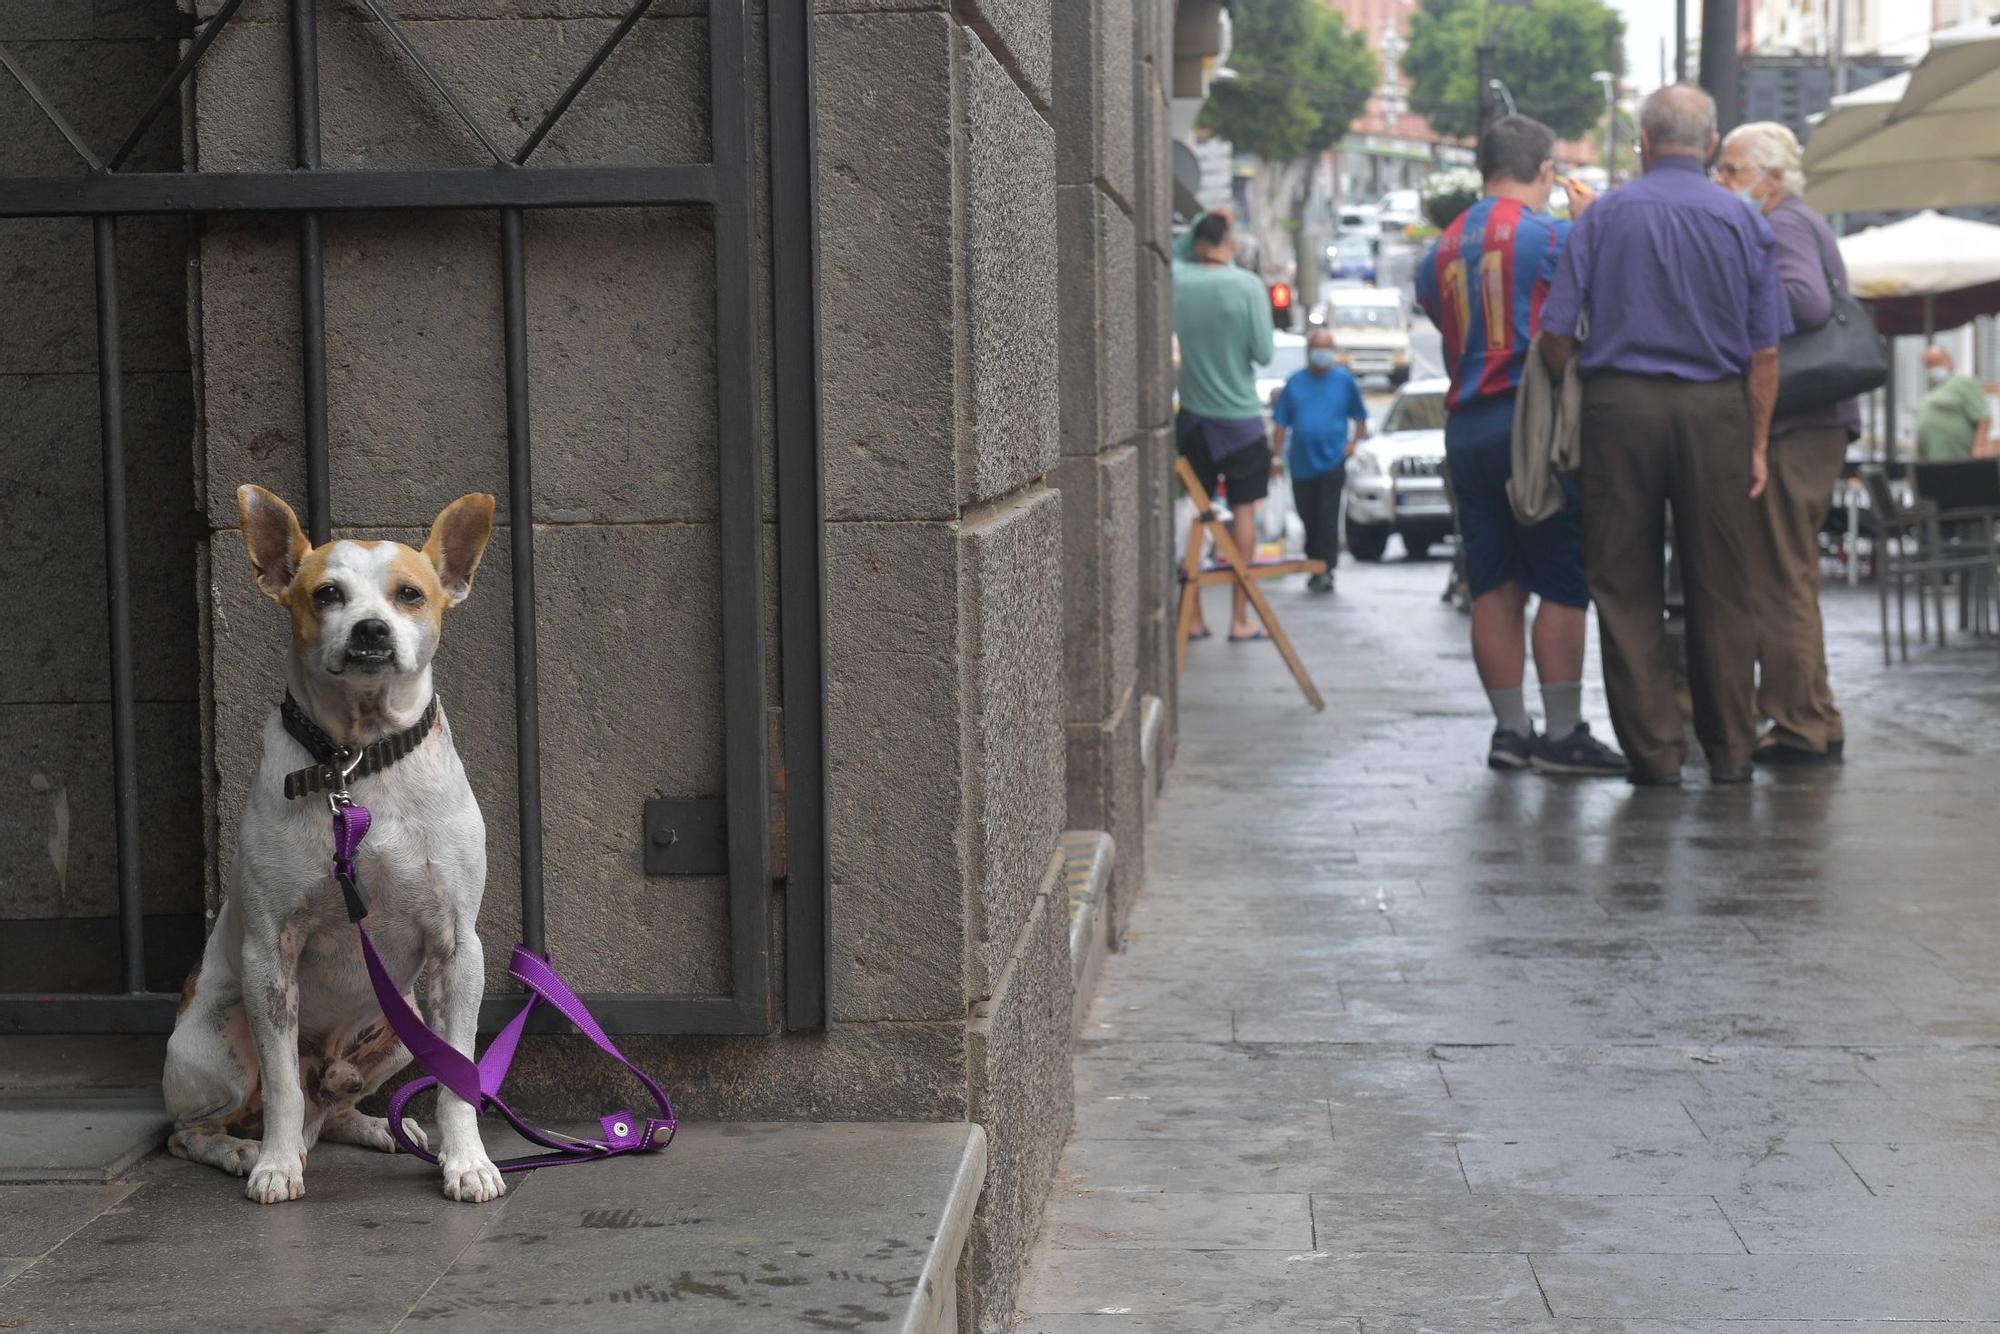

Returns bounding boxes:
[1269,281,1293,331]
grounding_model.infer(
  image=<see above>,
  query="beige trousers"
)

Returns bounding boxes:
[1752,425,1847,753]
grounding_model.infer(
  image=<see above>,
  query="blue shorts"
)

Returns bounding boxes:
[1444,398,1588,609]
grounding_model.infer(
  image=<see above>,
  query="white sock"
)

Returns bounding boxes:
[1486,687,1531,735]
[1542,682,1582,740]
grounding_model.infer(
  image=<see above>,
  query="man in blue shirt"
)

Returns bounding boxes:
[1272,327,1367,593]
[1415,115,1627,778]
[1540,84,1789,787]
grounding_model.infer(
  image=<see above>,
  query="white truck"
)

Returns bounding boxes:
[1320,287,1413,387]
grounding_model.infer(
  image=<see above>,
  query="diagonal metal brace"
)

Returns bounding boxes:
[353,0,509,166]
[108,0,245,171]
[516,0,658,165]
[0,40,103,170]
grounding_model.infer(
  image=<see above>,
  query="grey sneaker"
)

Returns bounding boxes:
[1487,727,1536,771]
[1307,572,1334,594]
[1531,723,1631,777]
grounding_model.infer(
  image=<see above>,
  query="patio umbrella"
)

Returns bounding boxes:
[1837,210,2000,337]
[1801,73,1906,173]
[1803,21,2000,215]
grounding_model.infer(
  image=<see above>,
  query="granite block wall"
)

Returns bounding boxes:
[5,1,1175,1326]
[1053,0,1175,940]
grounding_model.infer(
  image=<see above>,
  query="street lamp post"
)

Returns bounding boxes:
[1590,70,1616,182]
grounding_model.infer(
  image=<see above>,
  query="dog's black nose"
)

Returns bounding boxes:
[351,619,392,651]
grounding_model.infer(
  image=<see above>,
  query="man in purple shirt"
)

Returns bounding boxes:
[1541,85,1789,787]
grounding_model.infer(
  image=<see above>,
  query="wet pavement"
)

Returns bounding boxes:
[1019,553,2000,1331]
[0,1116,981,1332]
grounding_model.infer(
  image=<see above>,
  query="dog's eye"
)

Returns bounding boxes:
[395,585,425,606]
[312,584,343,609]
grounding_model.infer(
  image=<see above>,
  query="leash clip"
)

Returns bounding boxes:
[324,746,365,814]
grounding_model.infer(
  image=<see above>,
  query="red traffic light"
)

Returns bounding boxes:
[1269,281,1293,309]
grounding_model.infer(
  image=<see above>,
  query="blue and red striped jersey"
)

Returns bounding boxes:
[1414,197,1570,414]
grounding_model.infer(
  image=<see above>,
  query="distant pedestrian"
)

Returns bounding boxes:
[1915,344,1992,461]
[1173,209,1276,641]
[1540,85,1791,787]
[1273,327,1367,593]
[1414,113,1628,777]
[1715,121,1855,765]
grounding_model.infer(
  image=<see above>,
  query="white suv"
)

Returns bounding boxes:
[1344,378,1452,562]
[1319,288,1413,387]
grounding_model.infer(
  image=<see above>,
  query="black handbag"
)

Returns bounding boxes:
[1774,223,1889,416]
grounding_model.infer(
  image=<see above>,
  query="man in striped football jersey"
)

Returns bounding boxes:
[1415,115,1627,779]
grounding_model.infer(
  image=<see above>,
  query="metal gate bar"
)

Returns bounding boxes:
[708,0,773,1031]
[0,166,718,215]
[93,215,147,996]
[499,207,548,958]
[0,0,823,1037]
[768,0,827,1031]
[290,0,333,543]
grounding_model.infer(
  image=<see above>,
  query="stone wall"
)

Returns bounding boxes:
[0,0,1180,1326]
[181,2,1086,1327]
[811,8,1072,1326]
[0,2,204,993]
[1054,0,1176,944]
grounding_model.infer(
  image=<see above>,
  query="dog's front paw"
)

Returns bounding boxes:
[440,1153,505,1204]
[397,1118,430,1155]
[245,1153,305,1204]
[323,1110,428,1155]
[220,1139,261,1177]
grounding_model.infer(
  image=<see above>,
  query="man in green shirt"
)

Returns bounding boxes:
[1173,210,1276,641]
[1916,344,1992,461]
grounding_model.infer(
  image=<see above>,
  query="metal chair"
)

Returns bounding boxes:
[1911,459,2000,637]
[1862,468,1999,663]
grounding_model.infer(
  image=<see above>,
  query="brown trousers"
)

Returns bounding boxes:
[1580,374,1759,780]
[1752,426,1847,752]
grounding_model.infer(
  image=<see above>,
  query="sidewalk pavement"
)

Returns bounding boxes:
[1020,557,2000,1331]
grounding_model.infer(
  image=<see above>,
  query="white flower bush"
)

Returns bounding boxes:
[1420,168,1484,229]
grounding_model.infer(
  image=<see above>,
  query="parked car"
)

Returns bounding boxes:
[1323,288,1412,386]
[1375,188,1421,234]
[1337,204,1381,237]
[1324,229,1378,284]
[1344,378,1452,562]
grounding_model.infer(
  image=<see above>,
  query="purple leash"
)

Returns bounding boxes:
[332,801,676,1172]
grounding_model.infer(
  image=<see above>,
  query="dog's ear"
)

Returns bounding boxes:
[237,485,310,603]
[423,493,496,606]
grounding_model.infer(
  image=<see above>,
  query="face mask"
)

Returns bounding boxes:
[1308,348,1337,370]
[1928,367,1950,386]
[1733,186,1762,212]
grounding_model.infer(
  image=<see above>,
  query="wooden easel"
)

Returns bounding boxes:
[1174,456,1326,711]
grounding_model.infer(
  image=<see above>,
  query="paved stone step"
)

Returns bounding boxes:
[0,1120,985,1333]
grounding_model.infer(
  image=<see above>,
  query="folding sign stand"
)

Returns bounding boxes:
[1174,457,1326,711]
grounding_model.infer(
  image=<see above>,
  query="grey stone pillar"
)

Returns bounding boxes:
[1134,0,1179,785]
[812,7,1070,1329]
[1053,0,1176,941]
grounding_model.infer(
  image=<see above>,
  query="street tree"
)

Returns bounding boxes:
[1404,0,1625,143]
[1198,0,1376,301]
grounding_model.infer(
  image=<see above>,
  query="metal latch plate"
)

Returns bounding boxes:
[643,798,729,876]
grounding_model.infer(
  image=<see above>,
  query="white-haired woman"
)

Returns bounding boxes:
[1714,121,1857,765]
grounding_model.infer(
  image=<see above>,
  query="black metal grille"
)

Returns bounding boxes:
[0,0,826,1037]
[1391,456,1444,478]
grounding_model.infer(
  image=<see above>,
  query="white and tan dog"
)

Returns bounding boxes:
[164,485,505,1205]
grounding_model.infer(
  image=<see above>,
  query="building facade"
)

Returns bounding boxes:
[0,1,1189,1327]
